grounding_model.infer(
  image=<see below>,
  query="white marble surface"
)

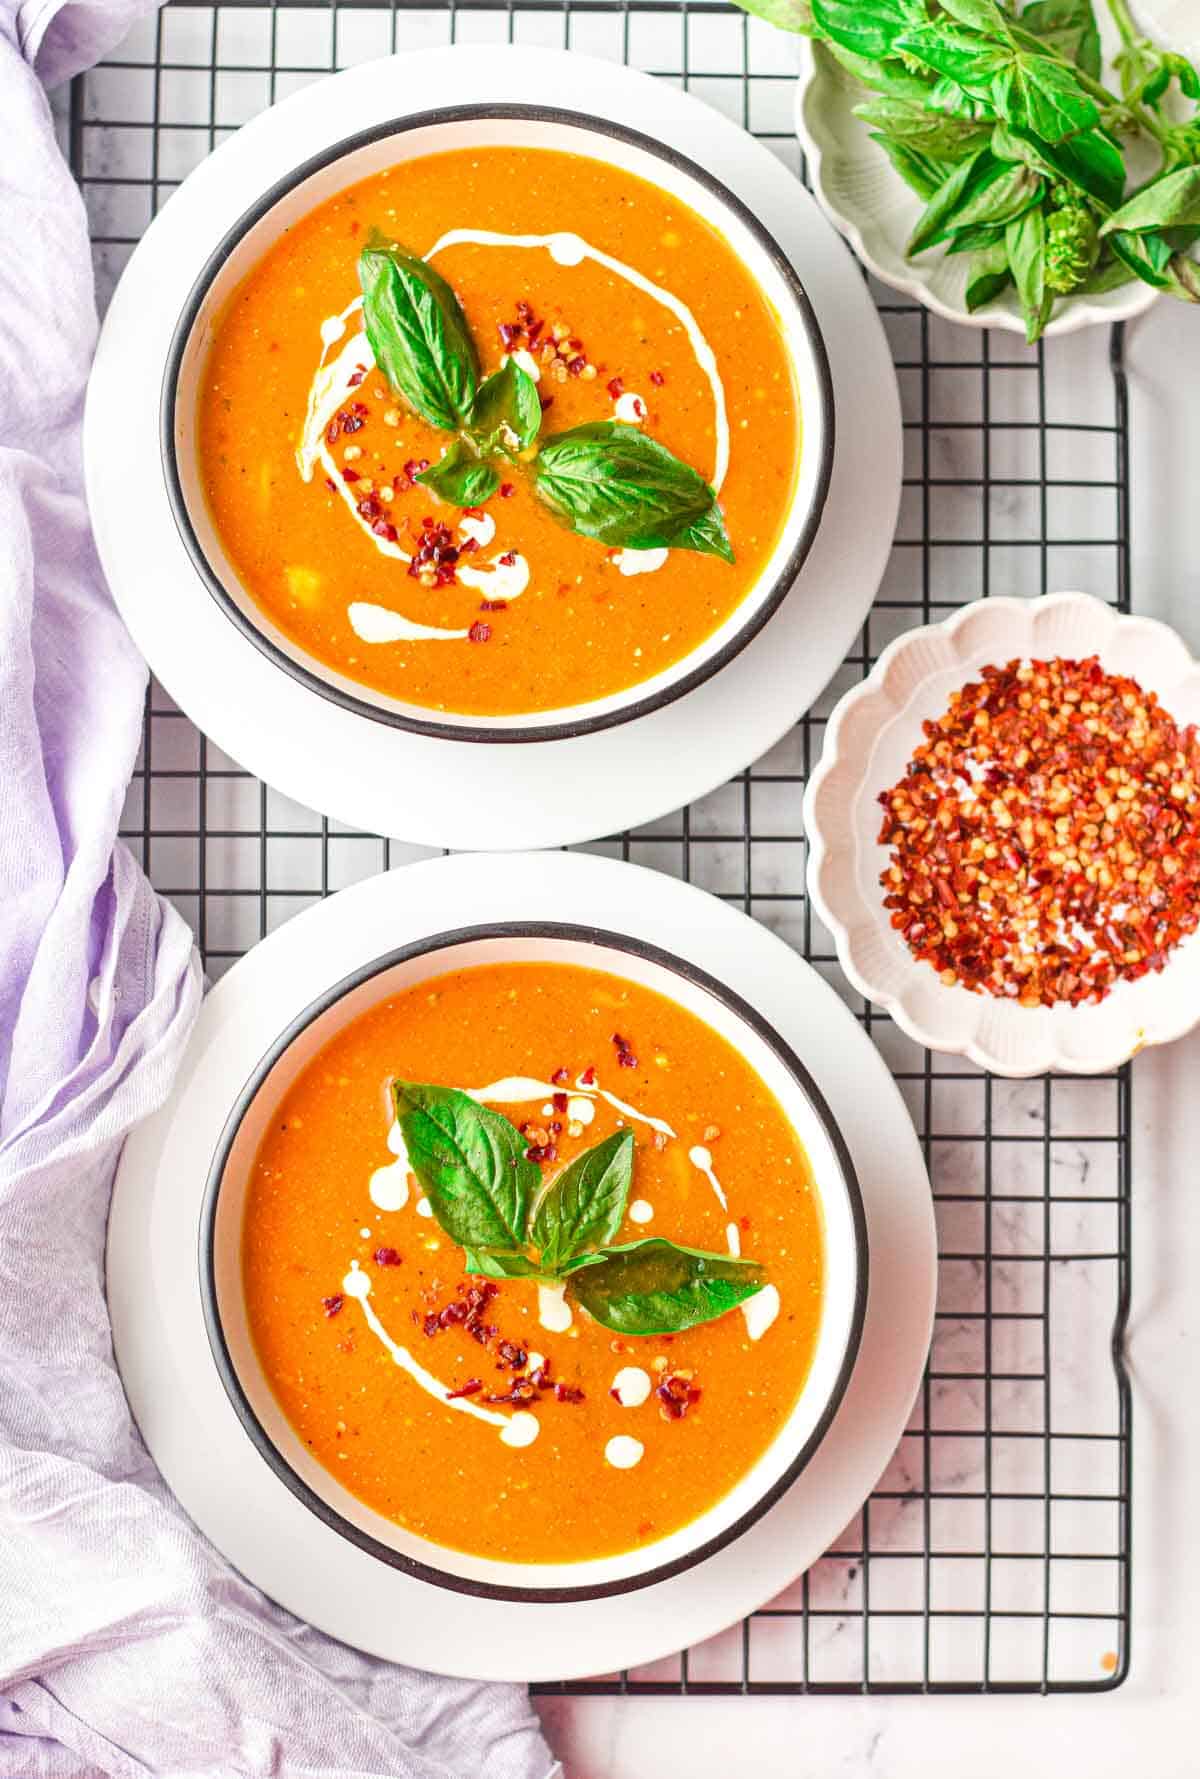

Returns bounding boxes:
[536,297,1200,1776]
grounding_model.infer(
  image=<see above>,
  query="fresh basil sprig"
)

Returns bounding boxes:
[390,1080,765,1335]
[357,235,736,555]
[730,0,1200,339]
[534,423,734,562]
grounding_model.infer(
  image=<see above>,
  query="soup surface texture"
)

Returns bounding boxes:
[242,961,825,1565]
[198,145,801,717]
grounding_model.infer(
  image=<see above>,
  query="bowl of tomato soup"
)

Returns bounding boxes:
[202,924,866,1600]
[165,106,833,743]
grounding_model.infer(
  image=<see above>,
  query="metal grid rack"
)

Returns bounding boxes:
[72,0,1132,1695]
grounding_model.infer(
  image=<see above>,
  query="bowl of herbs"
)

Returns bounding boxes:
[737,0,1200,341]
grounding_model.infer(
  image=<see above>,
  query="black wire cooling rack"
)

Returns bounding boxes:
[71,0,1133,1695]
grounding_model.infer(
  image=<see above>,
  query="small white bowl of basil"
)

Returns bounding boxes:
[201,922,867,1603]
[781,0,1200,342]
[162,103,835,746]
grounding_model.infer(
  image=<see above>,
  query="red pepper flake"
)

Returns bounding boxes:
[552,1091,569,1113]
[607,376,624,399]
[468,621,491,644]
[878,654,1200,1008]
[656,1372,702,1420]
[611,1032,638,1069]
[498,550,517,567]
[347,367,366,387]
[479,599,507,612]
[554,1382,585,1403]
[540,396,554,412]
[462,505,485,520]
[650,370,665,387]
[551,1066,570,1085]
[341,468,360,483]
[324,477,336,493]
[524,1142,558,1164]
[579,1065,596,1087]
[322,1295,344,1318]
[373,1247,402,1267]
[446,1378,483,1399]
[496,1340,528,1370]
[499,482,515,498]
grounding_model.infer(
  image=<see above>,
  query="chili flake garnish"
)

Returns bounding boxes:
[373,1247,402,1267]
[322,1294,344,1318]
[656,1370,701,1421]
[611,1032,638,1069]
[878,655,1200,1007]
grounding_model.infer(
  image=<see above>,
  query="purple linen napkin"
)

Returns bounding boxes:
[0,5,558,1772]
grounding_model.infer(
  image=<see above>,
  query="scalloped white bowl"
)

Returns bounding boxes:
[804,592,1200,1076]
[795,35,1158,339]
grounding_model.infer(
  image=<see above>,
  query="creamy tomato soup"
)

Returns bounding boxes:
[197,146,801,718]
[242,961,824,1565]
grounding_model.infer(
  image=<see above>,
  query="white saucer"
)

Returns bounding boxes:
[85,45,901,851]
[107,851,936,1681]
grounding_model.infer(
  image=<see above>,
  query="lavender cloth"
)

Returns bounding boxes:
[0,5,558,1772]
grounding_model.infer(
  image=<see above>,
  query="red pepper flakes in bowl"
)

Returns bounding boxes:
[878,655,1200,1008]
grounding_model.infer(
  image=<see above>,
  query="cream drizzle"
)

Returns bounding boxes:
[426,229,729,492]
[611,1366,652,1408]
[628,1199,654,1225]
[340,1263,539,1447]
[536,1282,573,1334]
[613,547,669,578]
[742,1284,781,1343]
[369,1121,411,1212]
[349,603,469,644]
[605,1434,644,1470]
[688,1143,728,1211]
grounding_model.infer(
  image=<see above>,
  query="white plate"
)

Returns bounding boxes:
[795,34,1159,340]
[107,850,936,1681]
[85,44,901,851]
[805,591,1200,1076]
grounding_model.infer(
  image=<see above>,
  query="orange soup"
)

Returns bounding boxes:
[197,146,801,717]
[242,961,825,1565]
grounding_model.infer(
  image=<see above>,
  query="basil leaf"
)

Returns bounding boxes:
[415,440,500,507]
[567,1238,766,1336]
[855,94,991,156]
[1018,0,1102,80]
[945,220,1008,252]
[894,25,1012,92]
[531,1129,634,1273]
[821,40,936,99]
[1107,227,1178,290]
[534,422,733,561]
[871,136,962,199]
[392,1081,537,1252]
[1079,247,1138,294]
[1005,204,1050,341]
[992,121,1126,211]
[965,240,1013,309]
[358,233,478,433]
[470,359,542,454]
[1100,167,1200,237]
[811,0,925,60]
[463,1248,544,1280]
[937,0,1007,32]
[991,52,1099,144]
[909,152,1040,255]
[927,74,996,120]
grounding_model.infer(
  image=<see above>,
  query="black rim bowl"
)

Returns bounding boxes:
[200,920,869,1604]
[163,103,836,746]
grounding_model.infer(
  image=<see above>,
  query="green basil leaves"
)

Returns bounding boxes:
[359,233,478,433]
[567,1239,767,1336]
[735,0,1200,339]
[470,359,542,454]
[358,233,735,560]
[390,1079,765,1336]
[415,440,500,508]
[534,423,734,561]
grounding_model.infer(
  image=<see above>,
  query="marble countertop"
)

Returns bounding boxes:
[536,298,1200,1778]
